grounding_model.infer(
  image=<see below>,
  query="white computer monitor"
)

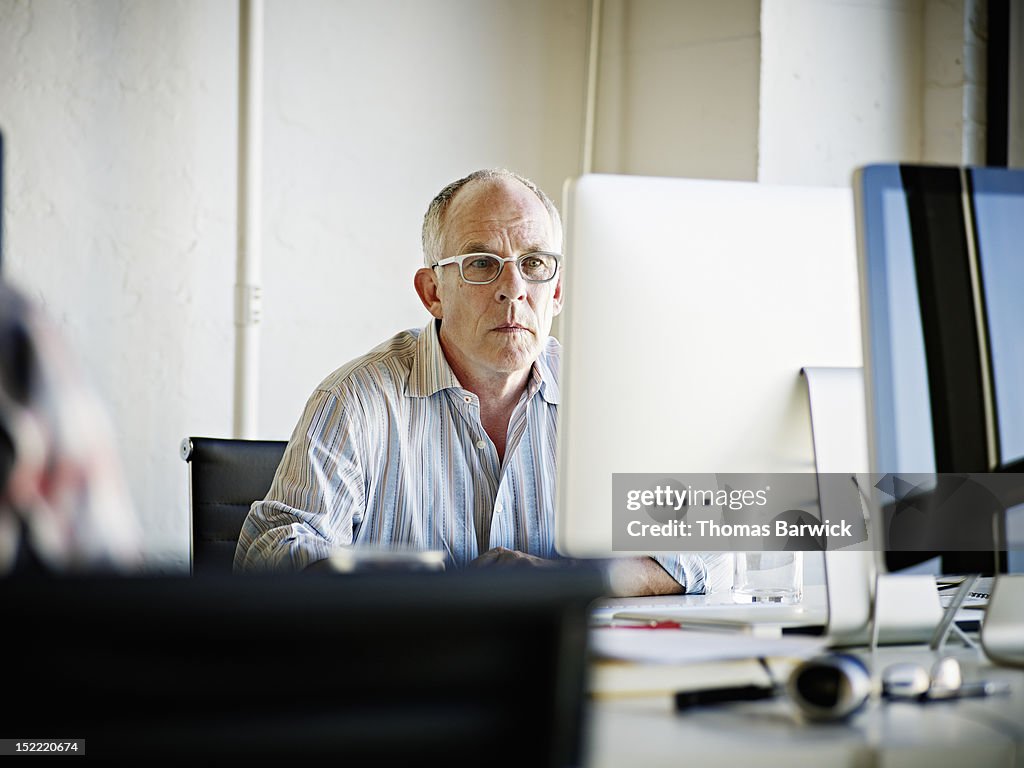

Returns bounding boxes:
[555,174,864,558]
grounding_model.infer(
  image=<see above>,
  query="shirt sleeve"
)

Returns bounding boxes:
[652,552,734,594]
[233,387,366,572]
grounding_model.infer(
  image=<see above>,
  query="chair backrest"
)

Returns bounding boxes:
[180,436,287,575]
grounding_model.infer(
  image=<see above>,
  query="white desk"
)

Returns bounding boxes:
[583,643,1024,767]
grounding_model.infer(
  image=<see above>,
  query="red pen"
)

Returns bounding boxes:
[599,614,768,633]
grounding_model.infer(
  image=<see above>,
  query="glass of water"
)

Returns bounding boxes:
[732,551,803,604]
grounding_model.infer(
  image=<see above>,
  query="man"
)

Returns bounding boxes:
[234,169,722,594]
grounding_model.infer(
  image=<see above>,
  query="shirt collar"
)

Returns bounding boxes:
[530,337,561,405]
[407,320,461,398]
[407,320,561,406]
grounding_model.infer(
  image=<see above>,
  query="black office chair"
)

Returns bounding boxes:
[180,436,287,576]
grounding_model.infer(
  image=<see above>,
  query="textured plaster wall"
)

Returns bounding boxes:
[759,0,925,186]
[592,0,761,180]
[759,0,984,186]
[922,0,987,164]
[0,0,237,569]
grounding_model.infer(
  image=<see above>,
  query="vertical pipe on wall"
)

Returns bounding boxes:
[962,0,988,165]
[233,0,263,438]
[581,0,602,175]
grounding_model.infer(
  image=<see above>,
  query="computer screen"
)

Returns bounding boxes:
[973,168,1024,469]
[555,174,864,561]
[855,163,1024,575]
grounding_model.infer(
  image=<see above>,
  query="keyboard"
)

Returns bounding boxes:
[937,575,992,605]
[591,585,829,631]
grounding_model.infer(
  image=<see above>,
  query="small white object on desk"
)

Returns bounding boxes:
[589,625,826,666]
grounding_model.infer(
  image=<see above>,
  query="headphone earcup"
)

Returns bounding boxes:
[786,653,872,722]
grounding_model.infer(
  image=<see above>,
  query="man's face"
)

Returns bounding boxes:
[419,178,563,384]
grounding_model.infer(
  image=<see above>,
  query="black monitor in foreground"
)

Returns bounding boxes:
[856,163,1024,575]
[2,567,602,765]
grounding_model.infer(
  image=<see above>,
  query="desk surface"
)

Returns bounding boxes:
[584,643,1024,768]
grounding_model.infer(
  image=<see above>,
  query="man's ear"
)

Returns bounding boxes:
[414,267,444,319]
[551,271,564,317]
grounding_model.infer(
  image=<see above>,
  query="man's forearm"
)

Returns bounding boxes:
[602,556,685,597]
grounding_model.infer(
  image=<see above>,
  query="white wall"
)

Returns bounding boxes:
[759,0,987,187]
[0,0,238,569]
[593,0,761,179]
[0,0,990,570]
[759,0,925,186]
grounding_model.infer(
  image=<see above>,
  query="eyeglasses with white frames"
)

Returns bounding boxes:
[432,251,561,285]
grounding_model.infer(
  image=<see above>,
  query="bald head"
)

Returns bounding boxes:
[421,169,562,268]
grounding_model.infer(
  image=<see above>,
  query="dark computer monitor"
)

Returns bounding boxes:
[2,567,603,765]
[855,163,1024,575]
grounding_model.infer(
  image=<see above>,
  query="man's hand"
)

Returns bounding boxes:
[470,546,556,568]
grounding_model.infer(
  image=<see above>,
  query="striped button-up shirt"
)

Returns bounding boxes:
[233,321,720,592]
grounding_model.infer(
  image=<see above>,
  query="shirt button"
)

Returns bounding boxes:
[464,396,472,403]
[476,439,487,449]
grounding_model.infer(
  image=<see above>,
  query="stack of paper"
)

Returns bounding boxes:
[587,627,826,698]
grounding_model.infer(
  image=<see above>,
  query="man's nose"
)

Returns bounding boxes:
[494,260,527,302]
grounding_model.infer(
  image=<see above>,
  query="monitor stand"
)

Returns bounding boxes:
[930,575,980,652]
[803,367,943,647]
[978,490,1024,667]
[981,574,1024,667]
[802,367,872,645]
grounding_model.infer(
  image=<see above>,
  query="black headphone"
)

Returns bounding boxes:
[786,653,872,722]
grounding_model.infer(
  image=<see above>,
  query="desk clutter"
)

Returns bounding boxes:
[589,619,1014,726]
[587,625,821,699]
[587,574,1018,729]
